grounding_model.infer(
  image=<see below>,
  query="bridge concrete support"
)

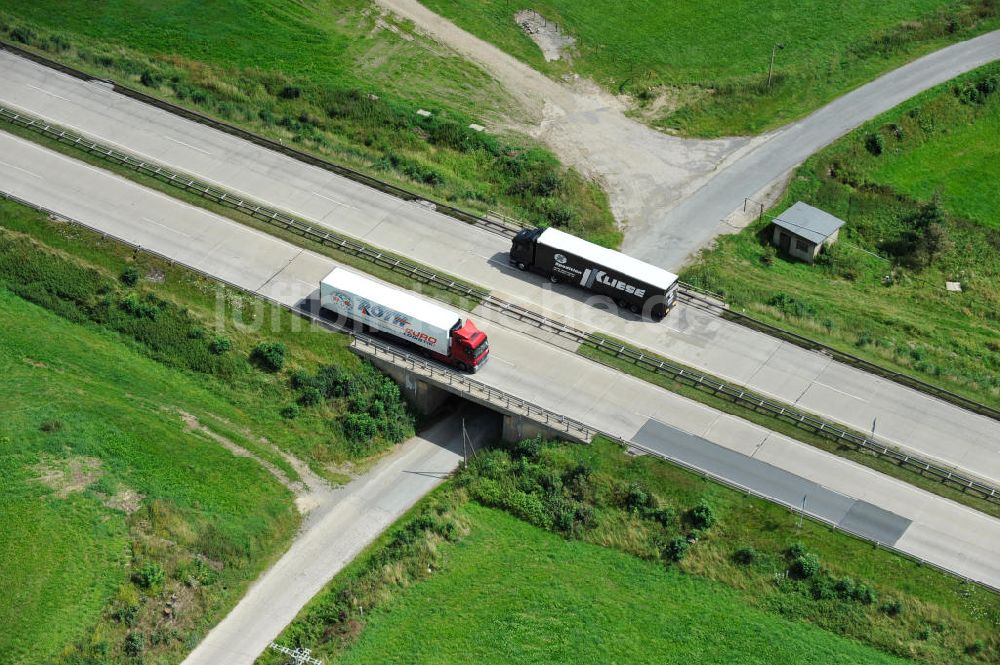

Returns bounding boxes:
[369,357,451,416]
[501,413,569,444]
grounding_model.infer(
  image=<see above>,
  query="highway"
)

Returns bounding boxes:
[2,130,999,609]
[1,49,997,486]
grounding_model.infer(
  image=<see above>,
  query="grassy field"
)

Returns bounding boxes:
[418,0,1000,136]
[0,287,298,664]
[683,63,1000,407]
[333,504,908,665]
[263,438,1000,665]
[0,2,619,244]
[0,198,416,475]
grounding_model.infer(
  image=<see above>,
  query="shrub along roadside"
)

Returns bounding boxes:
[260,436,999,665]
[0,11,619,246]
[0,203,414,471]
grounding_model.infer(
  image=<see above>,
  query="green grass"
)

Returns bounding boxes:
[0,198,417,476]
[578,337,1000,519]
[870,101,1000,229]
[264,438,1000,665]
[418,0,1000,136]
[0,287,298,664]
[0,2,619,244]
[333,504,909,665]
[683,63,1000,406]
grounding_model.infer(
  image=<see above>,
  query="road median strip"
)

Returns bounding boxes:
[3,106,997,517]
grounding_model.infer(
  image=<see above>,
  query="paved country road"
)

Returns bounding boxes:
[181,410,498,665]
[372,2,1000,268]
[622,29,1000,267]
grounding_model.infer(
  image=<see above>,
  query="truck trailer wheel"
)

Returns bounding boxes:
[550,275,560,284]
[516,262,527,271]
[629,304,640,314]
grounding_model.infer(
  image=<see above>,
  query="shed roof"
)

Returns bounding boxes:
[773,202,845,245]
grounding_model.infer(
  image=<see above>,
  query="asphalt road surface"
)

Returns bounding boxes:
[1,51,996,486]
[2,132,998,603]
[621,30,1000,266]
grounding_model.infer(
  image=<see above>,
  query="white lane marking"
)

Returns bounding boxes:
[164,135,213,155]
[26,84,72,102]
[142,216,192,238]
[0,159,42,179]
[311,191,358,210]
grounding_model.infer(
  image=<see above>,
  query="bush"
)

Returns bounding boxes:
[120,266,140,286]
[251,341,286,371]
[124,631,144,657]
[663,536,689,562]
[120,292,160,319]
[853,583,877,605]
[733,546,758,565]
[686,500,716,529]
[278,85,302,99]
[880,599,904,617]
[791,553,821,579]
[298,386,323,407]
[209,335,231,355]
[342,412,378,442]
[280,404,300,419]
[864,132,884,156]
[133,561,165,590]
[788,541,808,558]
[833,576,856,599]
[966,639,986,655]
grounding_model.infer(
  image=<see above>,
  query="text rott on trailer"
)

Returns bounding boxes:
[319,267,489,372]
[509,227,679,320]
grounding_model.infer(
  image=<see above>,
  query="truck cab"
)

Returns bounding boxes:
[450,319,489,372]
[509,228,542,271]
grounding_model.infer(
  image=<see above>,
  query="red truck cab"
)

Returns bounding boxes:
[448,319,489,372]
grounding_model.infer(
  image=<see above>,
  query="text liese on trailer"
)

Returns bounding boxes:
[509,227,679,320]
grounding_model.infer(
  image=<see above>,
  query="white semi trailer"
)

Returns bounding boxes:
[320,268,489,372]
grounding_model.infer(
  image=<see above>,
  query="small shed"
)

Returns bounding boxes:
[771,202,845,263]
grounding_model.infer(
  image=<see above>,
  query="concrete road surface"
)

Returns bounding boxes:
[2,133,999,600]
[621,30,1000,266]
[1,55,996,486]
[183,409,498,665]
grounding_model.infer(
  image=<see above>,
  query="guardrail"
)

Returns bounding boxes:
[2,103,996,508]
[0,186,592,445]
[0,39,520,240]
[351,337,594,443]
[617,436,1000,595]
[1,188,995,594]
[2,37,995,423]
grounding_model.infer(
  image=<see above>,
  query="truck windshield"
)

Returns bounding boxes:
[472,340,489,359]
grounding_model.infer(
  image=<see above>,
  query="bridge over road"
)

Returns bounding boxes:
[2,132,998,599]
[1,49,996,487]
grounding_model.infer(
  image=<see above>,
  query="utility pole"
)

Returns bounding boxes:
[768,43,785,89]
[269,642,323,665]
